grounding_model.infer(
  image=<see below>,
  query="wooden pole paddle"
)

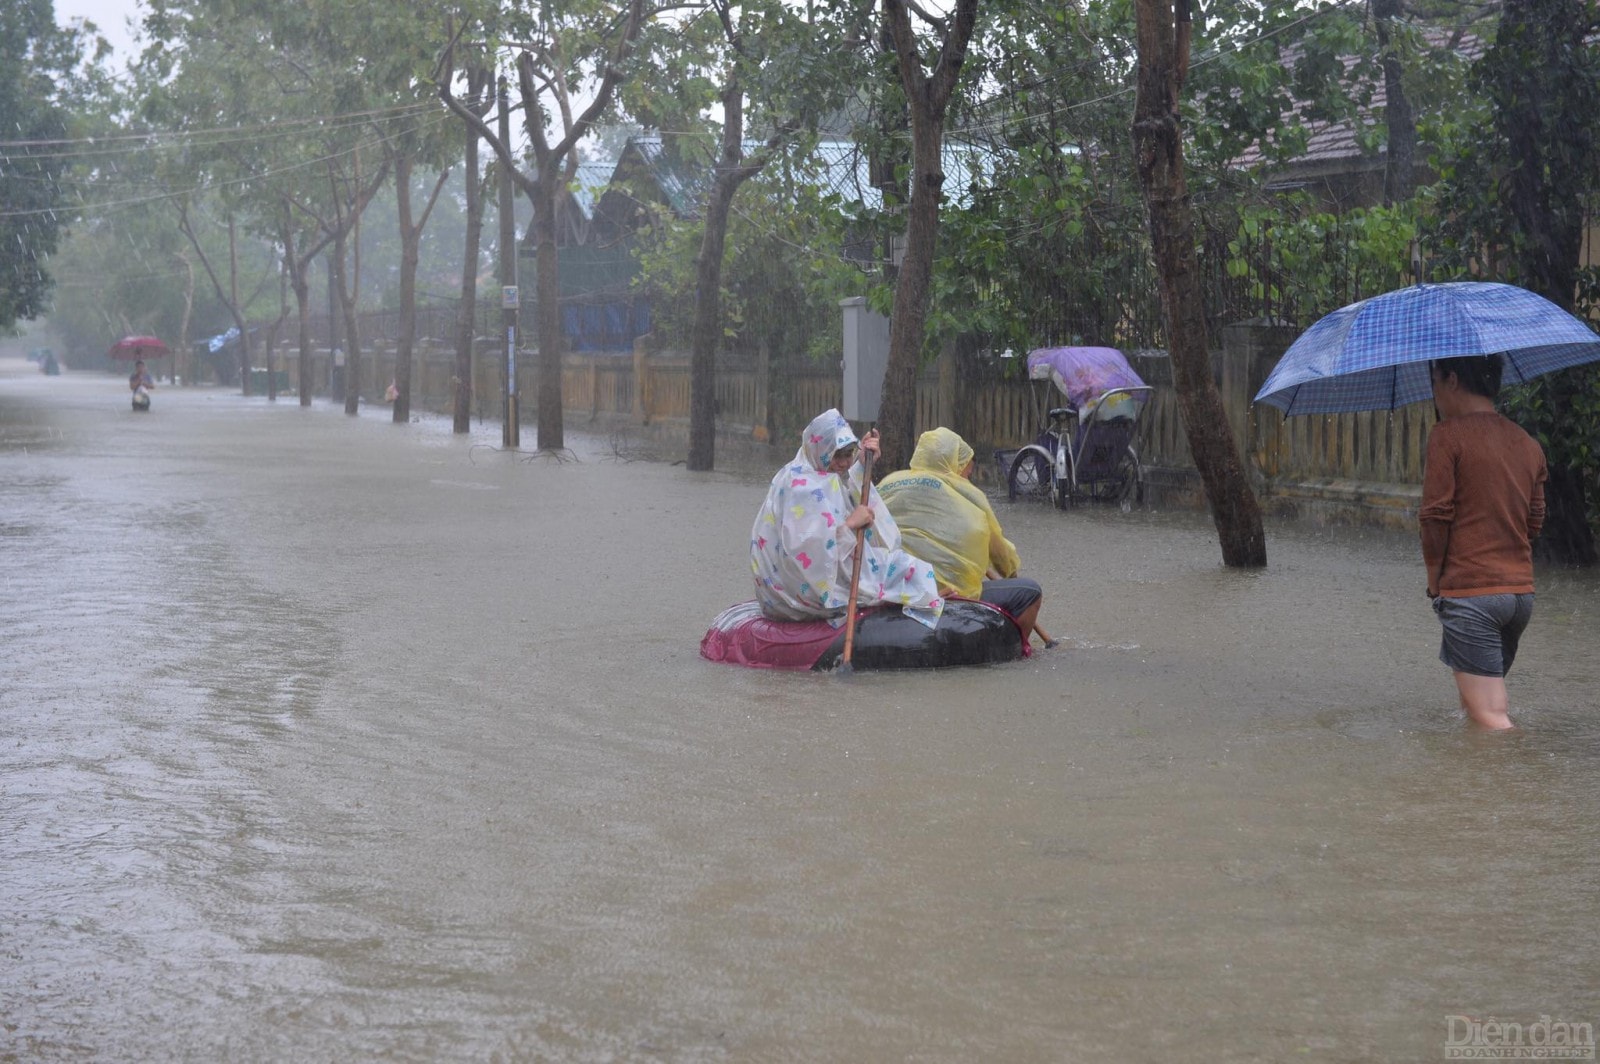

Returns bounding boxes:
[837,448,875,676]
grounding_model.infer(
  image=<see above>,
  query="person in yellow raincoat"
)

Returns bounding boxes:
[876,427,1050,647]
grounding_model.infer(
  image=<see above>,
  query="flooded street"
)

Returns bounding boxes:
[3,361,1597,1062]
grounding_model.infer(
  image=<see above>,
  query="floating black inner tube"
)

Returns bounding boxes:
[812,600,1025,671]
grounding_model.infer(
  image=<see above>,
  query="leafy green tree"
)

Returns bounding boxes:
[863,0,1398,437]
[141,0,441,404]
[659,0,858,471]
[437,37,496,434]
[1134,0,1265,566]
[47,189,258,375]
[442,0,649,452]
[136,9,296,390]
[0,0,107,331]
[874,0,981,471]
[1428,0,1600,564]
[633,170,867,439]
[928,0,1153,359]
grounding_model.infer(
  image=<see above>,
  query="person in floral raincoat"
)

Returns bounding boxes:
[750,409,944,629]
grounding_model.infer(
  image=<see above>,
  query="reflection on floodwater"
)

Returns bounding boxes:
[2,364,1596,1062]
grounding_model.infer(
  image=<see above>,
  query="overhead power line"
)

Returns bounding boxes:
[0,109,457,220]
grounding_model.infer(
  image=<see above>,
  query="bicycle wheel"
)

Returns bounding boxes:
[1089,446,1141,503]
[1007,445,1055,502]
[1054,446,1076,509]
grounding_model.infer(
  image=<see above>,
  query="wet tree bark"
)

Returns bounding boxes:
[228,216,253,396]
[390,151,450,426]
[689,78,791,472]
[393,154,417,423]
[275,206,319,407]
[287,240,312,406]
[1372,0,1416,206]
[1132,0,1266,567]
[175,202,251,391]
[270,161,383,408]
[686,180,736,470]
[333,228,363,417]
[875,0,980,473]
[689,84,746,471]
[531,169,563,451]
[174,251,194,386]
[452,68,491,435]
[440,7,646,453]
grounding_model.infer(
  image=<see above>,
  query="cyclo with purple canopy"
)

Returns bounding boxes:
[1002,346,1153,507]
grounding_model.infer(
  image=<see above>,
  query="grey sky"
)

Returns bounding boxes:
[55,0,142,68]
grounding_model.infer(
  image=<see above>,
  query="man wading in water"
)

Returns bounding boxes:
[1420,354,1548,731]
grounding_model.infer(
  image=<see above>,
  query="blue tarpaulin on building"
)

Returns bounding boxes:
[561,300,650,352]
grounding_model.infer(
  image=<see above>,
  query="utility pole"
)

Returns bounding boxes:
[497,76,520,448]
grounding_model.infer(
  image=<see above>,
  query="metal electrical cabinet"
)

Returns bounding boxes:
[840,297,890,423]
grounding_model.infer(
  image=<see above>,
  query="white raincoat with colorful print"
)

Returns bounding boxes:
[750,410,944,628]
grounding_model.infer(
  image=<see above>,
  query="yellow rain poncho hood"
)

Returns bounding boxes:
[876,428,1021,599]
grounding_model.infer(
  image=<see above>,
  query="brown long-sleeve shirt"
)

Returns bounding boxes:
[1419,411,1547,597]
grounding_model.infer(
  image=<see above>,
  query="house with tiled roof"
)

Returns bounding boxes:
[516,158,650,351]
[1229,29,1484,210]
[531,133,1002,350]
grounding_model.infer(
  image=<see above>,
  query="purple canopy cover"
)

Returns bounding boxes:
[1025,346,1146,410]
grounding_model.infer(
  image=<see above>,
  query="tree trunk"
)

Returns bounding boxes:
[532,174,563,451]
[1133,0,1266,567]
[438,6,646,450]
[394,153,417,424]
[454,100,487,434]
[876,0,980,472]
[278,206,334,408]
[1497,0,1586,307]
[174,201,243,388]
[386,154,450,425]
[174,251,193,385]
[228,215,253,395]
[1373,0,1416,205]
[688,82,764,472]
[291,267,312,407]
[686,180,739,470]
[870,19,908,289]
[877,122,944,470]
[280,222,313,407]
[264,273,287,402]
[334,231,363,416]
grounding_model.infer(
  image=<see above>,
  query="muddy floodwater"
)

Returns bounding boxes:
[2,362,1597,1063]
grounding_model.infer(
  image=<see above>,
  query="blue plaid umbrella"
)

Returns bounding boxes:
[1254,282,1600,415]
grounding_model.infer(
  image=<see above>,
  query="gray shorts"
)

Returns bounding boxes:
[980,577,1043,618]
[1432,593,1534,677]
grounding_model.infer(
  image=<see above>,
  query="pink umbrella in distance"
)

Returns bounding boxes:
[108,335,169,361]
